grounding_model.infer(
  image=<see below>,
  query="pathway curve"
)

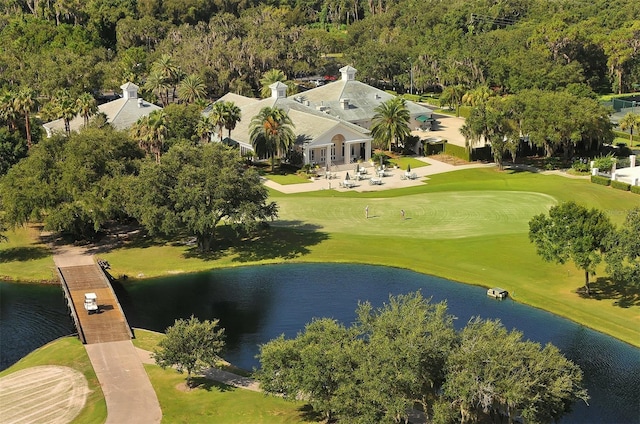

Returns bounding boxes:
[49,241,162,424]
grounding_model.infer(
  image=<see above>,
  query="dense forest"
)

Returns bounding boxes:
[0,0,639,101]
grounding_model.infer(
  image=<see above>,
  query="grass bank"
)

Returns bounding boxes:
[0,337,106,424]
[2,168,638,346]
[0,333,314,423]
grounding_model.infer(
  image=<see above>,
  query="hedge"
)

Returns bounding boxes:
[611,180,631,191]
[444,143,470,161]
[591,175,611,186]
[631,185,640,195]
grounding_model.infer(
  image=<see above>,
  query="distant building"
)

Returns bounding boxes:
[43,83,162,137]
[207,66,433,167]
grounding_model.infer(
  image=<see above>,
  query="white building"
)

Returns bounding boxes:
[43,82,162,137]
[207,66,433,167]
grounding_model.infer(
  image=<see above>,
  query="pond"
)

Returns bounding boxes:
[1,263,639,423]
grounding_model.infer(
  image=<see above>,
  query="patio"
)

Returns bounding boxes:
[263,157,494,194]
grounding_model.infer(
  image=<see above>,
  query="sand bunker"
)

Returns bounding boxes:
[0,365,88,424]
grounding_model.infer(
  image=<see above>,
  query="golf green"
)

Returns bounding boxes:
[274,191,557,239]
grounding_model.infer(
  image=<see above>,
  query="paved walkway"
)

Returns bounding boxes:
[86,341,162,424]
[50,243,162,424]
[136,348,261,392]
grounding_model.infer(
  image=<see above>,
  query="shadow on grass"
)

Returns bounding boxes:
[297,404,325,422]
[577,277,640,308]
[0,246,51,263]
[184,223,328,262]
[187,377,235,392]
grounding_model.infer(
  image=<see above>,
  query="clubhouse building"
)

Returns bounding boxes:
[207,66,434,167]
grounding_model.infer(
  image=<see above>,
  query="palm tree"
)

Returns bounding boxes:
[147,111,167,164]
[130,116,150,151]
[76,92,98,128]
[177,74,206,104]
[619,112,640,146]
[209,101,226,141]
[0,90,19,131]
[222,101,242,139]
[196,114,215,144]
[14,87,37,149]
[249,106,295,171]
[440,84,466,117]
[370,97,411,151]
[130,111,167,163]
[462,85,492,107]
[51,89,78,136]
[152,54,181,104]
[144,69,170,106]
[259,69,298,98]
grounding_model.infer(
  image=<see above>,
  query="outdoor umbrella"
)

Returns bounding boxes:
[345,172,350,180]
[407,163,411,172]
[355,163,360,173]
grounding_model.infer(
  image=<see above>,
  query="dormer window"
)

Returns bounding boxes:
[121,82,139,99]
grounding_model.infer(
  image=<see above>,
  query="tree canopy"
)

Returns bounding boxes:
[0,127,143,239]
[258,292,586,423]
[125,142,278,251]
[606,207,640,289]
[153,315,225,387]
[529,201,614,295]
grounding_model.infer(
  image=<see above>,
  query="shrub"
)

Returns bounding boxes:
[631,185,640,195]
[571,160,590,173]
[591,175,611,186]
[371,151,389,166]
[611,180,631,191]
[592,153,616,171]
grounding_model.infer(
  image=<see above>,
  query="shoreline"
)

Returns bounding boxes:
[4,258,638,349]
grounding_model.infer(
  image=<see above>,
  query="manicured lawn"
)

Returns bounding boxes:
[388,156,429,170]
[0,337,107,424]
[0,225,56,282]
[265,173,313,185]
[3,168,639,346]
[0,335,315,424]
[145,365,316,423]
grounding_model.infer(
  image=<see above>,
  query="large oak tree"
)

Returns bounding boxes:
[529,201,614,295]
[125,142,277,251]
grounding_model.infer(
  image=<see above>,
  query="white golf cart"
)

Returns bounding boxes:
[84,292,98,314]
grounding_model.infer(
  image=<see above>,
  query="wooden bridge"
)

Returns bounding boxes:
[58,263,133,344]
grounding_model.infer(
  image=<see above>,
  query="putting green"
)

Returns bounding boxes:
[274,191,557,239]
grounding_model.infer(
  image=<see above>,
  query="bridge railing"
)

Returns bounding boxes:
[57,267,87,344]
[96,262,135,340]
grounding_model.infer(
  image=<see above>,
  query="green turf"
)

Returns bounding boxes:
[273,191,556,238]
[0,336,315,424]
[265,174,313,185]
[0,225,56,282]
[388,157,429,170]
[145,365,316,423]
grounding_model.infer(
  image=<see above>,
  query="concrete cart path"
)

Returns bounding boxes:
[86,341,162,424]
[50,243,162,424]
[136,348,261,392]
